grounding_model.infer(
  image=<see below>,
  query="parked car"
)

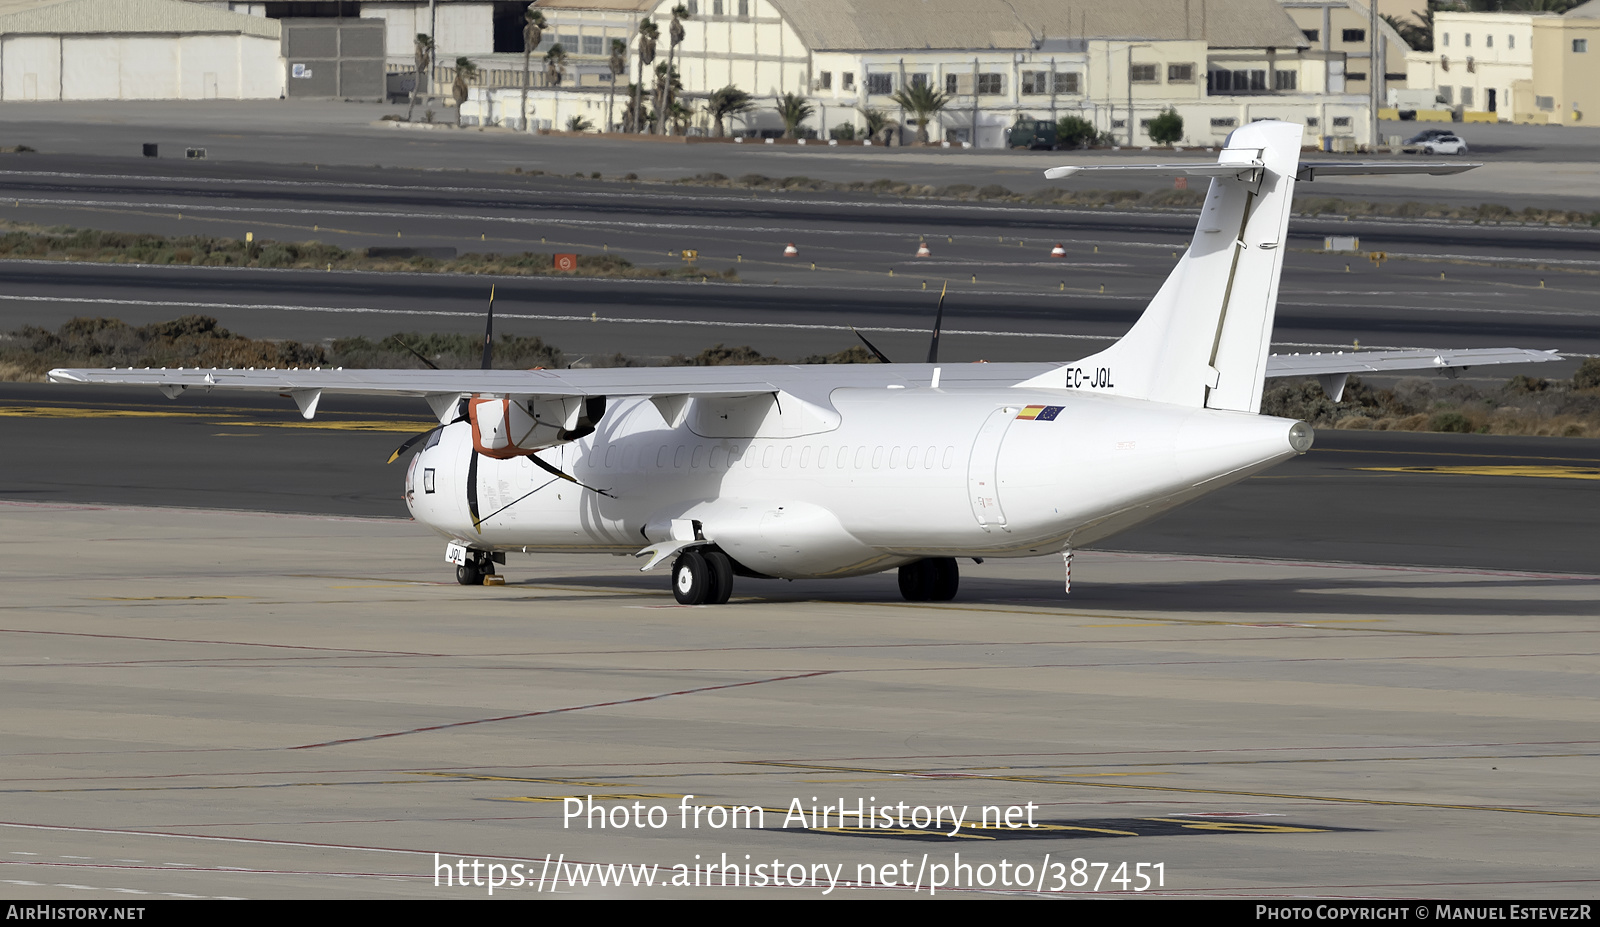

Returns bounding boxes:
[1404,128,1453,145]
[1421,135,1470,155]
[1401,128,1457,153]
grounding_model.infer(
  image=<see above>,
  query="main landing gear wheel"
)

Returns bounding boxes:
[456,553,495,586]
[898,558,959,602]
[672,548,736,605]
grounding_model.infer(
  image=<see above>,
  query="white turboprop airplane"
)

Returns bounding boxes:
[50,122,1559,604]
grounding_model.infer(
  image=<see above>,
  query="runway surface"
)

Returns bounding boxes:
[0,101,1596,208]
[0,503,1595,899]
[0,156,1595,371]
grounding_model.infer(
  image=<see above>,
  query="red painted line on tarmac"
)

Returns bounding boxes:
[290,670,836,750]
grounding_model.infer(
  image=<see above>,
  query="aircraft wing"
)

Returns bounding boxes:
[1265,347,1562,378]
[1045,161,1477,181]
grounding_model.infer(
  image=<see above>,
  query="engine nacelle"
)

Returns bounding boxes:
[469,395,605,459]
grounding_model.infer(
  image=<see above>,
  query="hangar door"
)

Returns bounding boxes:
[281,18,384,100]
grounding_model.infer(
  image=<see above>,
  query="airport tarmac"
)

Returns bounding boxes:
[1,501,1597,899]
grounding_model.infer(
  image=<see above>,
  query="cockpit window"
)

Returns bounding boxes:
[424,428,443,451]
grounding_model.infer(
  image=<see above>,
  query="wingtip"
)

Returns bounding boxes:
[1043,166,1079,180]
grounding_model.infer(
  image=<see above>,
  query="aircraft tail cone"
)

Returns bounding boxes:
[916,241,931,258]
[1050,243,1067,258]
[783,242,798,257]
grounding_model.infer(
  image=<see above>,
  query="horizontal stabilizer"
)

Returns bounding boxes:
[1266,347,1562,378]
[1045,161,1477,181]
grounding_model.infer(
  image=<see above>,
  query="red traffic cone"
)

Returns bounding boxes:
[783,242,798,257]
[1050,243,1067,258]
[916,241,931,258]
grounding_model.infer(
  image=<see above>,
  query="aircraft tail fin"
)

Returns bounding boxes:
[1023,120,1304,413]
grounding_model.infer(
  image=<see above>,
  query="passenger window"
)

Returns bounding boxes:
[781,446,793,467]
[691,445,706,468]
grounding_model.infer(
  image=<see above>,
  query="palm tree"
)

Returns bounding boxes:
[520,8,547,132]
[452,57,478,127]
[705,85,754,137]
[406,33,433,122]
[635,18,658,133]
[890,82,950,145]
[566,114,594,132]
[776,92,815,139]
[544,44,568,131]
[662,4,691,136]
[859,106,893,145]
[607,39,627,131]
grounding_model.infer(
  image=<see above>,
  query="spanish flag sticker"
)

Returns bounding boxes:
[1017,405,1063,421]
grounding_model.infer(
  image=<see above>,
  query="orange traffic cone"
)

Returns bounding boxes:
[783,242,798,257]
[916,240,931,257]
[1050,243,1066,258]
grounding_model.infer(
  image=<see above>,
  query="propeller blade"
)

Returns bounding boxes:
[850,326,893,364]
[926,281,948,364]
[480,286,495,370]
[394,338,440,370]
[386,424,443,464]
[529,452,616,498]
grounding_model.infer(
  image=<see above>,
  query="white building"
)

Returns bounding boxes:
[1405,10,1543,122]
[0,0,283,100]
[468,0,1378,148]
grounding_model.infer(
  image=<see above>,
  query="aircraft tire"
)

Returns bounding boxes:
[927,557,960,601]
[672,549,711,605]
[898,561,931,601]
[456,561,483,586]
[704,550,734,605]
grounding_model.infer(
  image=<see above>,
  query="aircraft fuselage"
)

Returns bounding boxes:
[404,386,1310,579]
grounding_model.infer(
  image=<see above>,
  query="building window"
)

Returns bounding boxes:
[1485,35,1493,48]
[1333,116,1351,127]
[1251,69,1267,91]
[1021,70,1048,94]
[1342,28,1365,43]
[1465,33,1472,47]
[1438,85,1453,104]
[1306,116,1319,127]
[1110,119,1126,129]
[842,71,855,91]
[713,0,723,13]
[977,73,1004,94]
[1053,72,1079,94]
[1168,63,1194,82]
[582,35,603,56]
[1461,87,1474,107]
[1508,35,1514,49]
[738,0,749,17]
[686,0,698,13]
[1129,63,1157,82]
[1536,94,1554,110]
[819,71,831,90]
[1346,71,1367,82]
[1576,39,1589,53]
[866,72,893,95]
[1273,69,1296,90]
[909,72,930,89]
[557,33,578,51]
[1210,116,1236,128]
[1303,29,1319,42]
[945,73,959,94]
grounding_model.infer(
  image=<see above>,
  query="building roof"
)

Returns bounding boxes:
[0,0,280,38]
[533,0,656,11]
[765,0,1309,51]
[1566,0,1600,18]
